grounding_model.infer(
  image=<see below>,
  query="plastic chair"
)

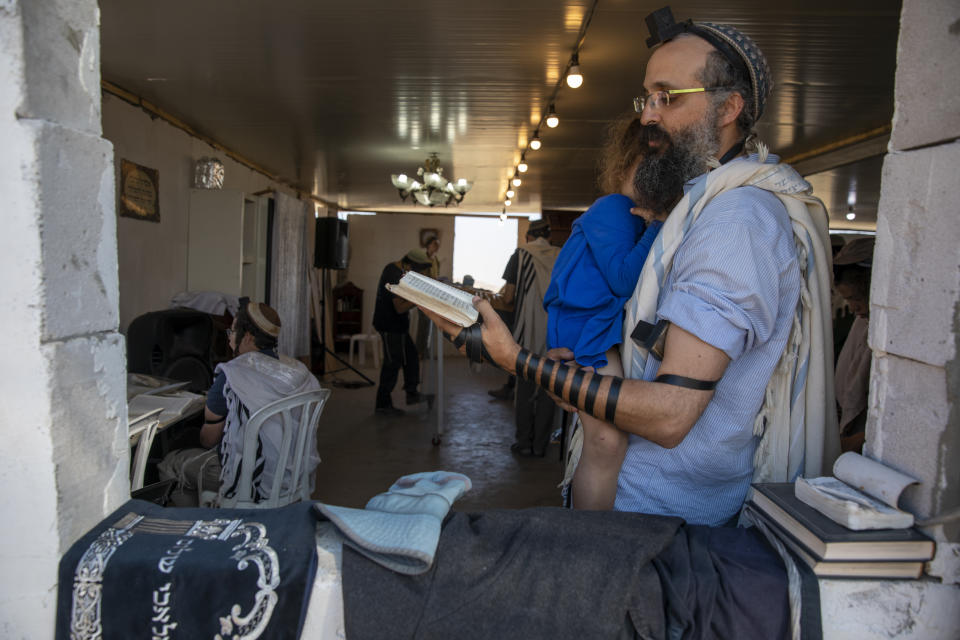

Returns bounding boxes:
[200,388,331,509]
[129,409,163,491]
[349,333,381,368]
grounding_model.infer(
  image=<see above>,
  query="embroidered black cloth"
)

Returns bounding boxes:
[55,499,317,640]
[342,507,684,640]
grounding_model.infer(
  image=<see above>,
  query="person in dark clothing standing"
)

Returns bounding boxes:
[501,220,561,456]
[373,249,434,415]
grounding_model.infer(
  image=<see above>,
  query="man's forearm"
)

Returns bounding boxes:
[514,348,709,448]
[199,407,225,448]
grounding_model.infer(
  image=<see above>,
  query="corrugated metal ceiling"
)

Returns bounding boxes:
[99,0,901,227]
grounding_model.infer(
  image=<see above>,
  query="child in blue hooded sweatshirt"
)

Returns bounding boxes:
[543,117,662,509]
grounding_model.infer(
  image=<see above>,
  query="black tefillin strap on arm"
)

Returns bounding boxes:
[631,318,718,390]
[513,349,623,423]
[502,322,719,429]
[449,321,492,365]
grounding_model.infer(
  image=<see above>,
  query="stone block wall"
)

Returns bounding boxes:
[868,0,960,579]
[888,0,960,151]
[0,0,128,637]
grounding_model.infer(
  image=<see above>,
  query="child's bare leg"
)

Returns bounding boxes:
[572,350,628,510]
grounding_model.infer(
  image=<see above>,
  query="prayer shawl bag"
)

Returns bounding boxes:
[56,499,318,640]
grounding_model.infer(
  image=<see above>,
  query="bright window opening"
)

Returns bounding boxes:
[453,216,518,292]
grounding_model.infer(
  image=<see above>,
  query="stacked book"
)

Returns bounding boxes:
[746,453,935,579]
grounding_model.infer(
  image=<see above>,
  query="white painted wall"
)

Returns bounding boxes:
[102,95,300,331]
[102,93,521,338]
[341,212,456,332]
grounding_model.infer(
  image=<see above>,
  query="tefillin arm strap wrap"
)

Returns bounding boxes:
[514,348,624,424]
[654,374,717,391]
[512,348,716,424]
[450,322,491,365]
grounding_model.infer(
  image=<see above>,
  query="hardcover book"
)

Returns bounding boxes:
[386,271,479,327]
[745,504,925,579]
[749,483,934,562]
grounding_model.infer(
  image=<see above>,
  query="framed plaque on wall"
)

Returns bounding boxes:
[119,159,160,223]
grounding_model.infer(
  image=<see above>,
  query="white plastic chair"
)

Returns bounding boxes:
[129,408,164,491]
[349,333,381,368]
[201,388,331,509]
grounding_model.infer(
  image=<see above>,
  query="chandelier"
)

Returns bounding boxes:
[390,153,473,207]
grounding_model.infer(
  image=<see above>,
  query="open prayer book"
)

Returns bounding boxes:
[794,452,918,530]
[386,271,479,327]
[128,391,205,428]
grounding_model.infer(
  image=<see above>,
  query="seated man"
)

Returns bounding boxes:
[159,299,322,505]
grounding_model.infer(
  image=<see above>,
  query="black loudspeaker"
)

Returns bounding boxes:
[126,309,216,393]
[315,217,349,270]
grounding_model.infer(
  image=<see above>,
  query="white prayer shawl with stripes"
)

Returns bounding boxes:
[512,238,561,352]
[218,351,322,501]
[621,152,840,483]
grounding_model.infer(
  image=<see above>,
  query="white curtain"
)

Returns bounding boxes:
[269,192,312,359]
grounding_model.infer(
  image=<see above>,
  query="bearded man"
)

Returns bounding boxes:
[423,9,838,526]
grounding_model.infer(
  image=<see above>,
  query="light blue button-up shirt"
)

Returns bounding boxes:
[614,155,801,526]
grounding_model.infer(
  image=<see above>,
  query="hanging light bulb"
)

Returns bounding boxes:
[506,188,515,199]
[517,155,528,173]
[512,173,522,187]
[566,53,583,89]
[499,209,507,223]
[529,131,541,151]
[846,206,856,221]
[504,199,512,207]
[546,104,559,128]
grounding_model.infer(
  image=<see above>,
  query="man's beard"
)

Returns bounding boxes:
[631,112,721,215]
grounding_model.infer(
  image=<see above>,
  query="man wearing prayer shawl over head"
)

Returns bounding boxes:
[158,299,322,506]
[501,218,562,458]
[420,6,839,526]
[832,237,875,455]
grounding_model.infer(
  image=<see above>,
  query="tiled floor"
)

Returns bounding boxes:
[312,354,566,511]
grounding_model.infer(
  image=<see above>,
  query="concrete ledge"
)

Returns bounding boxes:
[306,524,960,639]
[821,578,960,639]
[304,523,347,638]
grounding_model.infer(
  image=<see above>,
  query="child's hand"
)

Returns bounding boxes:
[630,206,656,223]
[542,349,597,414]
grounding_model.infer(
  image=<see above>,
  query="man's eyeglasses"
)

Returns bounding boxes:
[226,328,235,338]
[633,87,731,113]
